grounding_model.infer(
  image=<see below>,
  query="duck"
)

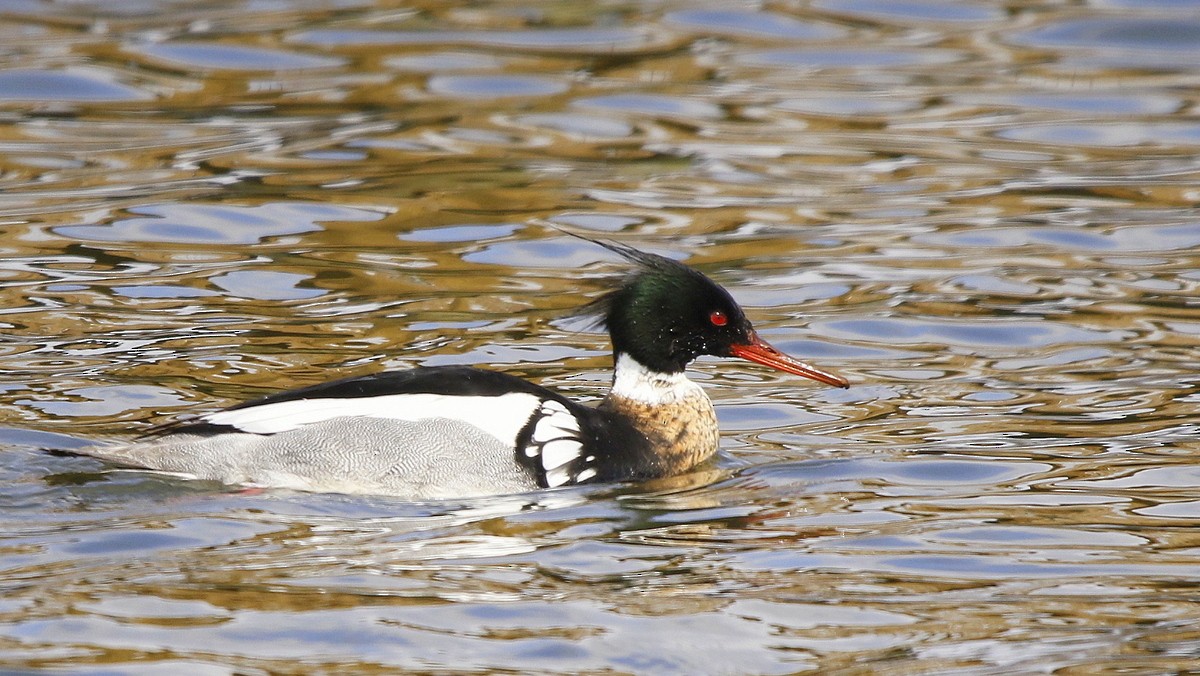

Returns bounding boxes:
[74,236,848,498]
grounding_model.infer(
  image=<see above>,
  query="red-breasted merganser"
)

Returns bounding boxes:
[76,237,848,498]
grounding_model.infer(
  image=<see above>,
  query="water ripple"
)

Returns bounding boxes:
[1,1,1199,673]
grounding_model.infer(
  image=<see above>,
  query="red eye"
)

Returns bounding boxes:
[709,310,728,327]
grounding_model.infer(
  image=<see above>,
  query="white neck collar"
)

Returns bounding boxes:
[610,353,702,405]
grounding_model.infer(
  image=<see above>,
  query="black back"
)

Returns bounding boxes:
[226,365,571,408]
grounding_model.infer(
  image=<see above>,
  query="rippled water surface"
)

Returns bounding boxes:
[2,0,1199,673]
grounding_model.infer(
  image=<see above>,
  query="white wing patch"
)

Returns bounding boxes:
[524,400,585,488]
[204,392,543,448]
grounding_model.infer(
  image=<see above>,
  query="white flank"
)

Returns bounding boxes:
[204,391,543,447]
[610,353,705,405]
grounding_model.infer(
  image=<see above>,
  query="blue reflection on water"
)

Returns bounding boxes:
[574,94,723,119]
[210,270,324,301]
[56,202,383,245]
[401,223,521,243]
[133,42,344,71]
[823,317,1117,347]
[921,222,1200,251]
[739,48,962,69]
[758,456,1049,485]
[292,28,648,50]
[1013,18,1200,52]
[428,74,566,98]
[815,0,1002,22]
[0,68,150,101]
[18,385,187,417]
[665,9,844,40]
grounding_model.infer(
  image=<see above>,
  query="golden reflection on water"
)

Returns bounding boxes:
[1,0,1200,673]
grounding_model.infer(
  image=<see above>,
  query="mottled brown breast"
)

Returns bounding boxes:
[599,386,719,478]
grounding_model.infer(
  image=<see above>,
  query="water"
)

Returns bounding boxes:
[1,0,1199,673]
